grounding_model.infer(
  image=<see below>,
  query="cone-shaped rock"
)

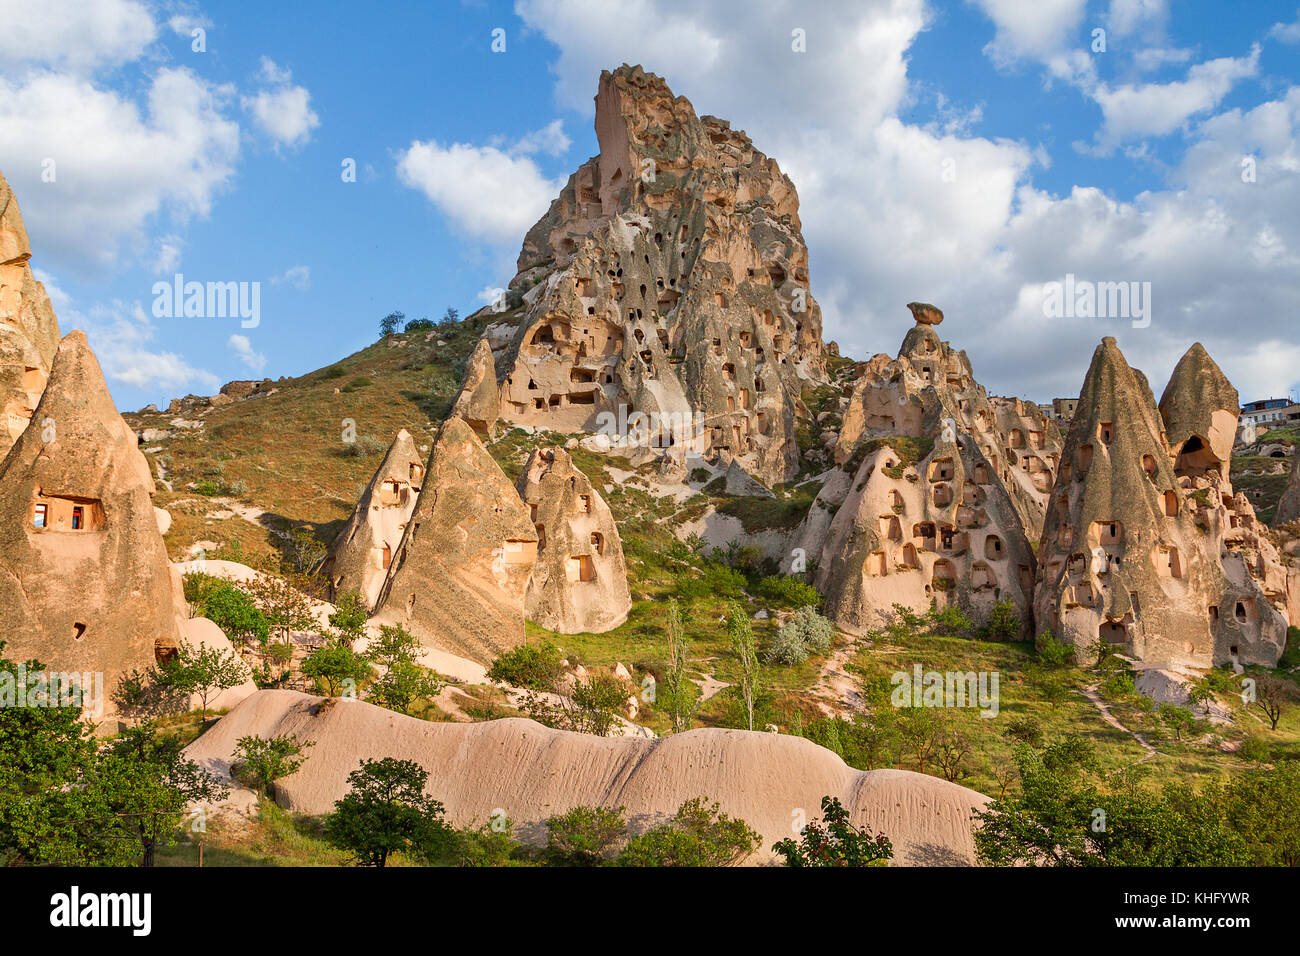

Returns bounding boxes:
[517,446,631,633]
[0,331,184,714]
[1036,338,1285,667]
[372,417,538,663]
[450,337,499,434]
[1157,342,1239,480]
[0,170,61,457]
[485,64,826,486]
[324,429,425,610]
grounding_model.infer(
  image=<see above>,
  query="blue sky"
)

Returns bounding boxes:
[3,0,1299,411]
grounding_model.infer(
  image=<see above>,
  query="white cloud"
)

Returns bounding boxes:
[396,127,568,245]
[35,270,220,393]
[1090,46,1261,151]
[0,68,240,272]
[509,119,572,157]
[227,333,267,371]
[270,265,311,289]
[241,57,320,151]
[153,234,183,273]
[968,0,1089,75]
[1269,8,1300,44]
[0,0,156,72]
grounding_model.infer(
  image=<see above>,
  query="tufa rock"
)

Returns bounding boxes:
[0,331,185,720]
[324,429,425,610]
[0,170,61,459]
[450,337,500,435]
[906,302,943,326]
[1035,339,1286,668]
[482,64,827,486]
[371,417,538,663]
[516,446,631,633]
[1275,445,1300,527]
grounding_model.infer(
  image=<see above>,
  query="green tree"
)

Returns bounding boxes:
[1226,762,1300,866]
[192,580,268,646]
[1251,673,1295,731]
[773,795,894,867]
[323,758,450,867]
[328,591,369,646]
[232,734,313,797]
[365,625,443,715]
[155,639,250,720]
[660,599,699,733]
[379,311,404,337]
[302,641,372,698]
[728,601,758,731]
[486,640,563,691]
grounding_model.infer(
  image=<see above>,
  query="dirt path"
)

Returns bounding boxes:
[1080,684,1157,755]
[810,637,866,717]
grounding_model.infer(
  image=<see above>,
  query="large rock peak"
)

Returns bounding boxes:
[1158,342,1240,474]
[484,64,826,487]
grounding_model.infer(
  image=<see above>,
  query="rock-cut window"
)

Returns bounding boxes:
[33,503,47,528]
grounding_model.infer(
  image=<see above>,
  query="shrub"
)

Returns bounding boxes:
[1100,671,1135,699]
[618,798,759,866]
[545,805,627,865]
[767,606,835,665]
[1034,631,1075,667]
[190,579,268,645]
[981,599,1023,641]
[323,758,449,867]
[487,641,563,691]
[756,574,821,609]
[232,734,313,796]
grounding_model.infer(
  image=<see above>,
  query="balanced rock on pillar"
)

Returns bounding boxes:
[371,417,538,663]
[517,446,631,633]
[324,428,425,609]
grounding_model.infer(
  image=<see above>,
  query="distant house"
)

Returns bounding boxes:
[1037,397,1079,423]
[1239,397,1300,433]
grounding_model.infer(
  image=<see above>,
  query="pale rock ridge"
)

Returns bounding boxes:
[324,429,425,610]
[483,64,827,487]
[186,689,989,866]
[516,446,631,633]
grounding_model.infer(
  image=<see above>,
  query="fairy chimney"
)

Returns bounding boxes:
[371,417,538,663]
[325,429,425,610]
[0,331,185,714]
[451,337,500,435]
[1035,338,1285,668]
[517,446,631,633]
[0,170,61,458]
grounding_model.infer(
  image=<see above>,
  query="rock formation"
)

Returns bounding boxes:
[450,337,500,435]
[516,446,631,633]
[1272,445,1300,527]
[0,331,185,719]
[324,429,425,610]
[791,306,1058,635]
[1035,339,1286,667]
[187,689,989,866]
[482,64,827,487]
[371,417,538,663]
[0,170,61,459]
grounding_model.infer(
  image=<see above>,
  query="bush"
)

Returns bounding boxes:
[1034,631,1075,667]
[545,805,627,865]
[1239,735,1272,764]
[487,641,563,691]
[190,578,268,645]
[981,599,1023,640]
[232,734,312,796]
[756,575,821,609]
[767,606,835,665]
[1099,671,1136,699]
[618,798,759,866]
[404,317,434,332]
